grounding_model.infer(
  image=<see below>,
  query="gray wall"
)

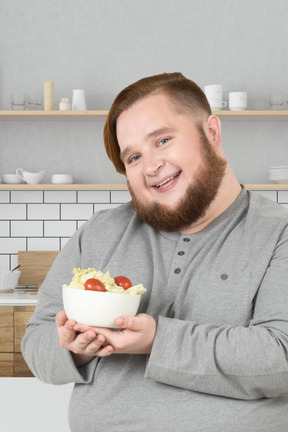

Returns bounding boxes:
[1,0,288,184]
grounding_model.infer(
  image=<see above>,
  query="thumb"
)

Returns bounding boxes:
[116,314,145,331]
[55,310,68,327]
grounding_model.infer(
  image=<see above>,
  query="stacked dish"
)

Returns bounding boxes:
[269,166,288,184]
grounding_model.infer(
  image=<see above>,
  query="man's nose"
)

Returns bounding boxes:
[143,155,164,176]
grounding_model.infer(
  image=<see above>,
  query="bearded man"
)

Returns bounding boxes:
[22,73,288,432]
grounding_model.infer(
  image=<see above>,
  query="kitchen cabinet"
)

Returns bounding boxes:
[0,306,34,377]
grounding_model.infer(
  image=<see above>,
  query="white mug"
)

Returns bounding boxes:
[72,89,86,110]
[229,100,247,111]
[229,92,247,100]
[204,84,226,93]
[205,90,223,100]
[51,174,73,184]
[16,168,45,184]
[207,99,227,110]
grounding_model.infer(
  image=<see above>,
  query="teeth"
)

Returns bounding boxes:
[155,172,180,188]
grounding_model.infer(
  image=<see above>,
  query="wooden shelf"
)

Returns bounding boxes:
[213,110,288,120]
[0,183,128,190]
[0,183,286,190]
[1,110,288,120]
[0,110,108,120]
[244,184,288,189]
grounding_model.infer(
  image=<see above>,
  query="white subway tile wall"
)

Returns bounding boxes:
[0,191,10,203]
[0,221,9,236]
[44,191,77,203]
[0,187,286,270]
[0,188,131,270]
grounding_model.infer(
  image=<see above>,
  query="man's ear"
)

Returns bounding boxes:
[207,115,222,145]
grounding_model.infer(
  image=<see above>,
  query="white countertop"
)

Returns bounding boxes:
[0,378,72,431]
[0,290,38,306]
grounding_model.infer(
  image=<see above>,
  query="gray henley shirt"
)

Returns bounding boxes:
[22,188,288,432]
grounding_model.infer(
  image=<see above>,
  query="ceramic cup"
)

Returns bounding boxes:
[229,92,247,101]
[229,100,247,111]
[51,174,73,184]
[207,99,227,110]
[204,84,226,93]
[16,168,45,184]
[205,90,223,100]
[228,92,248,111]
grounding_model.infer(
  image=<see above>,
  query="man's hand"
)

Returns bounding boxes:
[55,310,113,366]
[74,313,157,357]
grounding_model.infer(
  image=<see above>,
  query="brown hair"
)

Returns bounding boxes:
[103,72,212,174]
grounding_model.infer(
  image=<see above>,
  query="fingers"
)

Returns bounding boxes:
[55,311,115,358]
[95,344,114,357]
[72,330,102,353]
[73,332,114,357]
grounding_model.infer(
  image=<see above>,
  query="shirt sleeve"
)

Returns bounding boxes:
[145,225,288,400]
[21,224,99,385]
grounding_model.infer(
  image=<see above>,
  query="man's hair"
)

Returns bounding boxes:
[103,72,212,174]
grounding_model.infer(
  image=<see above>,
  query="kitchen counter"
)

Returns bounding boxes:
[0,290,37,306]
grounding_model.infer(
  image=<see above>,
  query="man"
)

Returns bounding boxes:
[22,73,288,432]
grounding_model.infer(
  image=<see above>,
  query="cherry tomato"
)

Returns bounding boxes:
[114,276,132,290]
[84,278,106,292]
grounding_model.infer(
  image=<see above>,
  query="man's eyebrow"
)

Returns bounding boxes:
[120,127,175,162]
[146,126,175,138]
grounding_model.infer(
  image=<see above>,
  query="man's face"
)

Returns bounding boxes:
[116,92,227,232]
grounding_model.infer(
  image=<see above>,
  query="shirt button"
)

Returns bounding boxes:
[174,268,181,274]
[183,238,190,242]
[178,251,185,256]
[221,273,228,280]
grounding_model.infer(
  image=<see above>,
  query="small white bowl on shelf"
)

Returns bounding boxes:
[51,174,73,184]
[1,174,25,184]
[269,166,288,184]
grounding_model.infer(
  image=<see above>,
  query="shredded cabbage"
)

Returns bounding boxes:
[63,268,146,295]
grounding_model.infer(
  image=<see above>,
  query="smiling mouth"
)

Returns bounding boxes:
[154,171,181,189]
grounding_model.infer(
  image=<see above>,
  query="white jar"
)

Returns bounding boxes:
[59,98,71,110]
[72,89,86,110]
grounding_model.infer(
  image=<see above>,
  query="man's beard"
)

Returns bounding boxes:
[128,130,227,232]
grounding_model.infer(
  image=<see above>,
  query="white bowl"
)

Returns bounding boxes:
[63,286,141,328]
[2,174,25,184]
[0,271,21,292]
[51,174,73,184]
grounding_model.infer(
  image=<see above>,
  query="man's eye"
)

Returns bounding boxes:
[159,138,169,146]
[128,154,141,164]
